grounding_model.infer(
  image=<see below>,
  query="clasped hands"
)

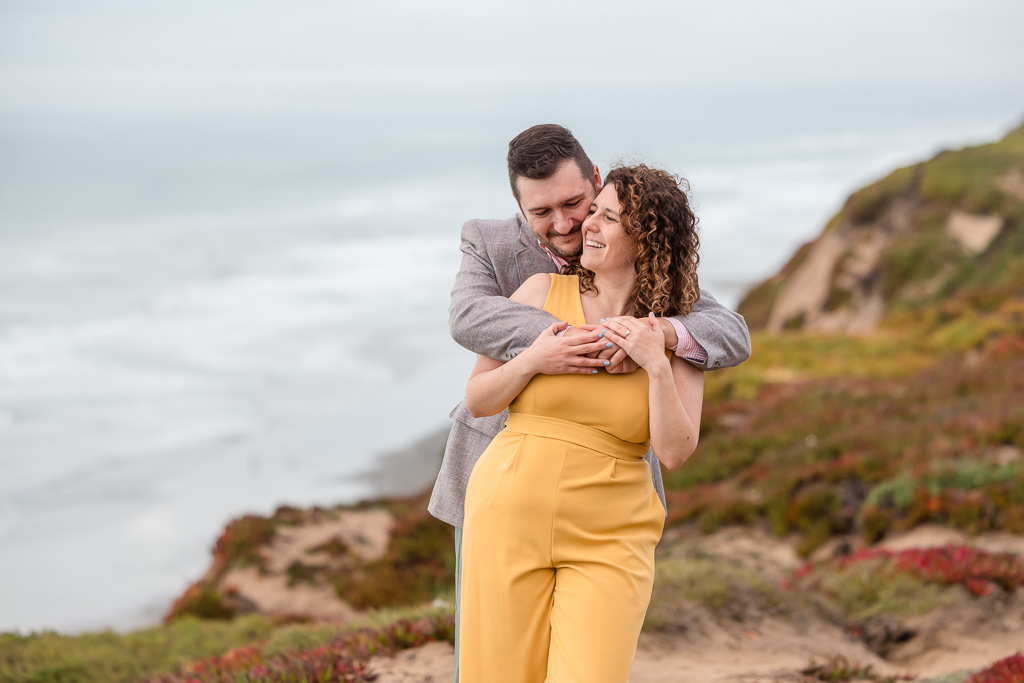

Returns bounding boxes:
[525,314,669,375]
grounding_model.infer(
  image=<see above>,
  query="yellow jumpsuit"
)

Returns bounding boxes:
[459,274,666,682]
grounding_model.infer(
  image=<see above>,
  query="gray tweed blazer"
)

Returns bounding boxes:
[427,214,751,528]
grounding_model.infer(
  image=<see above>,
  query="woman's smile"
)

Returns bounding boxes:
[580,183,634,271]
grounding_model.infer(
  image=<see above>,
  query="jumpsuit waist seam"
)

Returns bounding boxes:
[504,413,649,461]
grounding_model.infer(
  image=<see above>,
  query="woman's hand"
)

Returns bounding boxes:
[520,321,608,375]
[601,313,670,373]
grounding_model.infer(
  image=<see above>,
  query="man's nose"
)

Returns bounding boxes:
[554,212,576,234]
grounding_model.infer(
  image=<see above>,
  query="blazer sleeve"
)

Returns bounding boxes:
[448,220,557,361]
[669,289,751,371]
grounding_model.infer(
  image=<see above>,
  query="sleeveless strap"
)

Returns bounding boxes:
[542,274,587,327]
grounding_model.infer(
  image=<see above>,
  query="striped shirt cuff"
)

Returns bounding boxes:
[666,317,708,363]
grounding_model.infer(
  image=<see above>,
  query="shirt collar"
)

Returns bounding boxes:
[537,241,570,273]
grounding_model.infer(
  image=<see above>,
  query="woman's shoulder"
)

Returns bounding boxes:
[510,272,554,307]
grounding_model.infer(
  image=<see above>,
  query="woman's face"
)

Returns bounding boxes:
[581,183,635,274]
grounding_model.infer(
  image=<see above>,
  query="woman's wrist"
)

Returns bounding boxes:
[643,354,673,378]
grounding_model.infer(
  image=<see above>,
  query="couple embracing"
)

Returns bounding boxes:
[428,124,751,682]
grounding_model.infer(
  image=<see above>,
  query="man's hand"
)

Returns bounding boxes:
[578,324,639,374]
[520,322,611,375]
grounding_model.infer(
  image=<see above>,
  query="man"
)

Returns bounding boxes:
[428,124,751,680]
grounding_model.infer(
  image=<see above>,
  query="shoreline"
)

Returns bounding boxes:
[353,426,448,500]
[0,423,450,637]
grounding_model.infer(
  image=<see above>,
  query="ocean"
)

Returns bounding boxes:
[1,0,1022,634]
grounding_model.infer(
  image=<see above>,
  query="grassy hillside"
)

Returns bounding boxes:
[739,121,1024,332]
[668,299,1024,555]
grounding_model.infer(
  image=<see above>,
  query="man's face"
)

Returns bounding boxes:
[515,160,599,261]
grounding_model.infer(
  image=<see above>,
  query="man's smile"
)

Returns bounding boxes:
[548,229,582,243]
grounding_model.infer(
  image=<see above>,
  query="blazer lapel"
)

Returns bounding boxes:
[513,214,558,286]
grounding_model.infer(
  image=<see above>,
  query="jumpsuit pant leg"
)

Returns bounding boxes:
[459,432,562,683]
[546,442,665,682]
[459,433,663,683]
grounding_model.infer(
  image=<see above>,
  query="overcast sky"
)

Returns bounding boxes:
[2,1,1023,116]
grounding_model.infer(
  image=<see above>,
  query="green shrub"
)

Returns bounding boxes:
[880,228,964,301]
[794,556,949,620]
[216,515,276,572]
[285,560,325,588]
[859,505,893,543]
[170,586,236,621]
[644,556,786,630]
[845,164,920,224]
[334,508,455,609]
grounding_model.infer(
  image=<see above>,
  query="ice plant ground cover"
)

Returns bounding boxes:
[138,614,455,683]
[788,544,1024,598]
[965,653,1024,683]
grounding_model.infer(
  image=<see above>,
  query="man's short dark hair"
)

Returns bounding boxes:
[507,124,595,201]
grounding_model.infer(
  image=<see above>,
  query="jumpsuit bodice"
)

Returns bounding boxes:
[507,274,654,449]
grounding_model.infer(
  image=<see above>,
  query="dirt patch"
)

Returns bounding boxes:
[946,210,1003,255]
[266,508,394,571]
[368,641,454,682]
[889,590,1024,678]
[219,566,361,621]
[631,617,894,682]
[220,508,394,620]
[998,169,1024,201]
[766,233,845,333]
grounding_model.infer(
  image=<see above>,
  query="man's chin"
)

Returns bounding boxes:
[545,239,582,261]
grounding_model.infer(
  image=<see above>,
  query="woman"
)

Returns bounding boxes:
[458,165,704,682]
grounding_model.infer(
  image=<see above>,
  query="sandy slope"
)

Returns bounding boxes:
[368,525,1024,682]
[369,599,1024,683]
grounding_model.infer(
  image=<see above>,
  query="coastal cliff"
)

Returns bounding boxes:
[8,123,1024,683]
[152,122,1024,681]
[739,122,1024,333]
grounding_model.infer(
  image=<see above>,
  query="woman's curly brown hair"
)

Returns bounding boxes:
[566,164,700,316]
